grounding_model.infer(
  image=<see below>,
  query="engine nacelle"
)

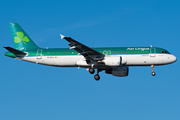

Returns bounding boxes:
[105,67,129,77]
[103,56,121,66]
[75,60,89,66]
[103,56,127,66]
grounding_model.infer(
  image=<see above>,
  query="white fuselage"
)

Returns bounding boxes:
[21,53,177,68]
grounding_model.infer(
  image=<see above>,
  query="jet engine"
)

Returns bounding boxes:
[105,67,129,77]
[103,56,127,66]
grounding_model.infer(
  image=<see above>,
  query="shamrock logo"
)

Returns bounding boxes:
[14,32,29,45]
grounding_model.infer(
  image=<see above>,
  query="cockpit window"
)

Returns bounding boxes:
[162,50,170,54]
[165,51,168,53]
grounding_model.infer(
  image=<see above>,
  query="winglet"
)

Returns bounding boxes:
[60,34,65,39]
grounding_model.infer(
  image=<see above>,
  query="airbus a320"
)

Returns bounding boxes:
[4,23,177,80]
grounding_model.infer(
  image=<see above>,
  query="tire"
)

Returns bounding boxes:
[94,74,100,81]
[89,68,95,74]
[152,72,156,76]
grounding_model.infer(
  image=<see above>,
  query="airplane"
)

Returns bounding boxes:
[4,23,177,81]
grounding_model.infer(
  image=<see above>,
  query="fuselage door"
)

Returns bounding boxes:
[36,49,42,59]
[150,48,156,57]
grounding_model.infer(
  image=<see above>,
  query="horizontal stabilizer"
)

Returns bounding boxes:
[4,46,27,57]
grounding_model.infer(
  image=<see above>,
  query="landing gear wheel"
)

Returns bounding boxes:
[89,68,95,74]
[94,74,100,81]
[151,65,156,76]
[152,72,156,76]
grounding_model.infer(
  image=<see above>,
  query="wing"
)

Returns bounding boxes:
[60,34,105,62]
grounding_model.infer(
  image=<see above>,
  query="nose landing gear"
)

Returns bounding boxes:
[151,65,156,76]
[152,71,156,76]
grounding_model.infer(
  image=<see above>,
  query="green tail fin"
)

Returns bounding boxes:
[9,23,40,50]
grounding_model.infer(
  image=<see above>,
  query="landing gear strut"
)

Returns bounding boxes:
[151,65,156,76]
[94,69,102,81]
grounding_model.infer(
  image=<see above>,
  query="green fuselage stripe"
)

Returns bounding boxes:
[5,47,171,58]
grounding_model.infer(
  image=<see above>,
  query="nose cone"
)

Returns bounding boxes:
[170,55,177,63]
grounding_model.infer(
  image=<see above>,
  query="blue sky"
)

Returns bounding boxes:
[1,0,180,120]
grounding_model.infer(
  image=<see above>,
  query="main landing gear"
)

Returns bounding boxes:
[94,69,102,81]
[89,68,95,74]
[94,74,100,81]
[151,65,156,76]
[89,68,101,81]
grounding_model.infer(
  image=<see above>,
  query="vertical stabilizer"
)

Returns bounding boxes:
[9,23,40,50]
